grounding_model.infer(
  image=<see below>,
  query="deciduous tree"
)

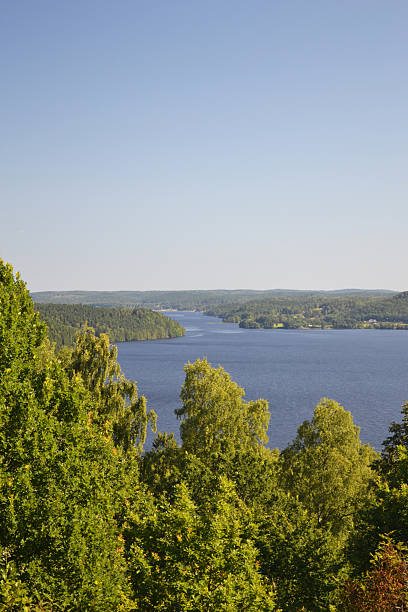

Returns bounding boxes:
[176,358,269,463]
[280,398,376,536]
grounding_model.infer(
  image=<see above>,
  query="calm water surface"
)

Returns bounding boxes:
[117,312,408,451]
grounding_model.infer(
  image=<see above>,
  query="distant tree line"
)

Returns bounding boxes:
[35,303,185,347]
[31,289,273,310]
[31,288,395,311]
[206,292,408,330]
[2,260,408,610]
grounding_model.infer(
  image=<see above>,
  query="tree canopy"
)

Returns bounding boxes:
[36,303,185,348]
[2,258,408,610]
[176,358,270,462]
[206,292,408,330]
[280,398,376,536]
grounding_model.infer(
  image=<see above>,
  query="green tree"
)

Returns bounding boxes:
[35,303,185,348]
[140,431,218,506]
[0,259,46,374]
[67,325,156,451]
[176,358,270,463]
[172,358,279,514]
[0,260,141,609]
[257,492,343,611]
[126,477,277,611]
[379,401,408,477]
[280,398,376,537]
[349,444,408,575]
[140,429,279,516]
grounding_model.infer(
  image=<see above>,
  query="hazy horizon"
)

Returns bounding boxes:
[30,286,399,294]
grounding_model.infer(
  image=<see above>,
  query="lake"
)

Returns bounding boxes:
[117,311,408,451]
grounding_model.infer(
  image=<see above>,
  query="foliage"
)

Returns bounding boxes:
[0,260,47,373]
[176,358,270,464]
[4,258,408,609]
[36,303,185,348]
[0,401,135,609]
[66,326,156,451]
[280,398,376,537]
[257,492,343,611]
[341,538,408,611]
[380,401,408,477]
[125,478,277,611]
[31,288,394,310]
[349,404,408,574]
[0,260,141,609]
[206,291,408,330]
[32,289,274,309]
[139,432,217,506]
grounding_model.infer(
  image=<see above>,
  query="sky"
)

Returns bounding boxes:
[1,0,407,292]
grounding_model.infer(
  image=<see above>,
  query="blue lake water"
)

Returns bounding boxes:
[117,311,408,451]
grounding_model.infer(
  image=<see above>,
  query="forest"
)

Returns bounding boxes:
[32,289,408,332]
[31,288,393,311]
[2,259,408,610]
[31,289,273,309]
[35,303,185,348]
[206,292,408,330]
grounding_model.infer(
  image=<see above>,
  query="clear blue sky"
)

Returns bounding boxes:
[1,1,407,291]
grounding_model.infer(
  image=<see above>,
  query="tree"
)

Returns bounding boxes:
[341,538,408,611]
[379,401,408,477]
[0,260,141,609]
[176,358,270,463]
[125,477,277,611]
[348,403,408,576]
[349,445,408,574]
[280,398,376,537]
[140,430,280,517]
[257,492,343,611]
[67,325,156,451]
[0,259,47,374]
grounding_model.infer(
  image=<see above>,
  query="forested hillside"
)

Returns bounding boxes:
[31,288,394,310]
[206,292,408,329]
[2,259,408,610]
[35,303,185,347]
[31,289,274,309]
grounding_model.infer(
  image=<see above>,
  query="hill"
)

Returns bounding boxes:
[205,291,408,330]
[35,303,185,347]
[31,288,395,310]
